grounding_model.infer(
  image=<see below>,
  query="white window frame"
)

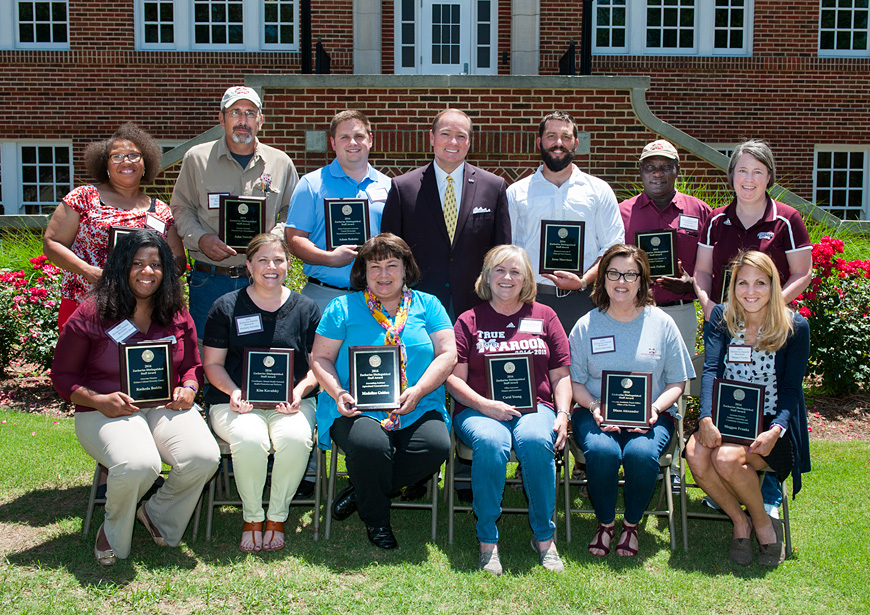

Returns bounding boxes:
[0,0,70,50]
[813,145,870,220]
[593,0,754,57]
[134,0,299,52]
[0,140,73,216]
[393,0,498,75]
[818,0,870,58]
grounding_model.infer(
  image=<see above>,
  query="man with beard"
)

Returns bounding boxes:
[619,140,711,352]
[507,111,623,334]
[171,86,299,339]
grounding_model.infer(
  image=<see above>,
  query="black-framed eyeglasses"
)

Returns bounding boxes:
[110,152,142,163]
[605,269,640,282]
[226,109,259,119]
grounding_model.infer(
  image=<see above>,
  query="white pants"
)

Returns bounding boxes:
[75,406,220,559]
[660,302,700,355]
[209,398,315,523]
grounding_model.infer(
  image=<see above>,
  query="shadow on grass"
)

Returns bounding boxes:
[0,478,781,585]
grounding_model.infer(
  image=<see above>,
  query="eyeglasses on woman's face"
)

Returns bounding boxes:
[110,152,142,164]
[604,269,640,283]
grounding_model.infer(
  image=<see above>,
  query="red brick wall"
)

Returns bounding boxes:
[254,85,724,198]
[535,0,870,200]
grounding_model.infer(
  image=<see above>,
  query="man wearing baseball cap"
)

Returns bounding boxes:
[171,86,299,339]
[619,139,711,353]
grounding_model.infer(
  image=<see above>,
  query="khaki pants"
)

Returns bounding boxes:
[209,398,315,523]
[75,406,220,559]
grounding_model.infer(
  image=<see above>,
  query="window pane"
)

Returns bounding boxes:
[17,1,69,46]
[20,145,73,215]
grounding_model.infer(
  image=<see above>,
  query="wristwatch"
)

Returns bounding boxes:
[579,276,588,291]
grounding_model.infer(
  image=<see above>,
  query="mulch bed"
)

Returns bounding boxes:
[1,361,868,441]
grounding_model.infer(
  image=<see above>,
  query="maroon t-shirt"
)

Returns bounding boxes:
[699,196,811,301]
[453,301,571,415]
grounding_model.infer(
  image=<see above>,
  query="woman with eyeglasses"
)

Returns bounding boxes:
[44,123,187,329]
[569,244,693,557]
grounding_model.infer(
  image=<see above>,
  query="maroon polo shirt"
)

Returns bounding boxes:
[699,196,811,302]
[619,190,712,304]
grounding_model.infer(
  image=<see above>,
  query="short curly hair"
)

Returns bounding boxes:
[83,122,162,184]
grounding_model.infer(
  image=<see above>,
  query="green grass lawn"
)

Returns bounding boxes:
[1,407,867,615]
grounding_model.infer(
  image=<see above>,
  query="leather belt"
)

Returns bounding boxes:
[307,277,351,291]
[193,261,246,278]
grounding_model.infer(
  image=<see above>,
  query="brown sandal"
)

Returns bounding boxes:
[616,522,639,557]
[263,520,285,551]
[240,521,263,552]
[588,523,615,556]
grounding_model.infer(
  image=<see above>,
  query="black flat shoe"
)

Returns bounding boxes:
[401,482,428,501]
[331,485,357,521]
[366,525,398,549]
[294,479,315,499]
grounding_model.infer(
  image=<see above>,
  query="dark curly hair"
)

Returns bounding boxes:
[83,122,163,184]
[349,233,421,291]
[93,229,184,326]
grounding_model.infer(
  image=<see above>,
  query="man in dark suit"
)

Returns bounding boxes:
[382,109,511,320]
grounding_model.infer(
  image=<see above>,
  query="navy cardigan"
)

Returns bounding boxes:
[700,303,811,497]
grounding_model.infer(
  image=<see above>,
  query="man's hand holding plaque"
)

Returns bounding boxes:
[484,353,536,414]
[539,220,585,275]
[325,198,371,251]
[635,229,677,279]
[219,195,266,252]
[599,370,653,430]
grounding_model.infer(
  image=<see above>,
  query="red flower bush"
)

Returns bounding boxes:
[0,256,61,374]
[793,235,870,395]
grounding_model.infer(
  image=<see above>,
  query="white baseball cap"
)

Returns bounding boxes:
[640,139,679,162]
[221,86,262,111]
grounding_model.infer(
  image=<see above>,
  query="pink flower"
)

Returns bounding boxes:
[798,307,811,318]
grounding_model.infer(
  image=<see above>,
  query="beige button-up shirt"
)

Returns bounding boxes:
[170,136,298,267]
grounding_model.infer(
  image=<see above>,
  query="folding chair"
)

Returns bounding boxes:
[323,444,440,541]
[204,432,325,540]
[446,431,560,544]
[678,351,792,556]
[562,424,678,549]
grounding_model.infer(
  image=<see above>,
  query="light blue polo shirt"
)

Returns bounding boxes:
[287,159,391,287]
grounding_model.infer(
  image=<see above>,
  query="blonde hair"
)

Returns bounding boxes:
[723,251,793,352]
[475,245,537,304]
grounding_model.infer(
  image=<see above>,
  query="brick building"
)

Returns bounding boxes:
[1,0,867,228]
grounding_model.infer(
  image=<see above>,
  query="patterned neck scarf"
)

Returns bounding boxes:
[364,286,413,430]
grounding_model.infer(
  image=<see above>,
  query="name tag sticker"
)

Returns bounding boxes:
[106,320,138,344]
[727,344,753,364]
[518,318,544,335]
[235,314,264,335]
[208,192,230,210]
[145,214,166,234]
[366,186,389,202]
[679,215,700,231]
[591,336,616,354]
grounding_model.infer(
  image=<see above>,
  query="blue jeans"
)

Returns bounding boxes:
[572,409,674,525]
[188,265,250,339]
[455,405,557,544]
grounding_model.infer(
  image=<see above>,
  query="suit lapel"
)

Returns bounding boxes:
[455,163,477,242]
[421,163,451,245]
